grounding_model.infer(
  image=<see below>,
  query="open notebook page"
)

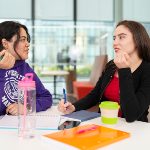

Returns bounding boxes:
[0,114,61,130]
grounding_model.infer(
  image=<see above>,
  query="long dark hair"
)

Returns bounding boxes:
[0,21,30,58]
[116,20,150,62]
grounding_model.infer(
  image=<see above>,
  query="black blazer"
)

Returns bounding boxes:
[73,60,150,122]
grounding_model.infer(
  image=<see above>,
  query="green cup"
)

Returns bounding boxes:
[99,101,120,124]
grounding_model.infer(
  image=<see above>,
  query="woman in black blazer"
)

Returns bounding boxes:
[58,20,150,122]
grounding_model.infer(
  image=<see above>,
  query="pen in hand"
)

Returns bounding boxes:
[63,88,67,104]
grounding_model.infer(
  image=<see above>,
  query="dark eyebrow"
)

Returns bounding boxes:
[113,33,127,39]
[20,36,27,39]
[114,33,127,37]
[118,33,127,36]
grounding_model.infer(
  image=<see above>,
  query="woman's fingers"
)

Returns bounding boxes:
[58,99,75,114]
[58,99,66,113]
[6,103,18,115]
[0,50,15,69]
[8,108,18,115]
[114,51,130,68]
[6,104,14,114]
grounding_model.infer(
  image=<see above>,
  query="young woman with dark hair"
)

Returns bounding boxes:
[58,20,150,122]
[0,21,52,115]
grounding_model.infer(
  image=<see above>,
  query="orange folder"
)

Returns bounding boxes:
[43,124,130,150]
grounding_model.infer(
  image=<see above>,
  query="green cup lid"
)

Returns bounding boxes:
[99,101,120,109]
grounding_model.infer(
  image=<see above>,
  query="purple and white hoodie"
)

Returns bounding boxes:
[0,60,52,115]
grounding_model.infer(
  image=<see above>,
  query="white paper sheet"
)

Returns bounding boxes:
[0,114,61,130]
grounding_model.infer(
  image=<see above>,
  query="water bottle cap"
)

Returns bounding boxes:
[18,73,35,88]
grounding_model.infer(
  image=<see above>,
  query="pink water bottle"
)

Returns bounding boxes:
[18,73,36,138]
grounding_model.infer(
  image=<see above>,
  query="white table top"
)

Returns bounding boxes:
[0,106,150,150]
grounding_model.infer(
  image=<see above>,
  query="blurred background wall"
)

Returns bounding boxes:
[0,0,150,103]
[1,0,150,77]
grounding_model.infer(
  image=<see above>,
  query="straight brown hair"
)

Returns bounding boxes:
[116,20,150,62]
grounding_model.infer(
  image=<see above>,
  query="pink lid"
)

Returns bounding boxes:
[18,73,35,88]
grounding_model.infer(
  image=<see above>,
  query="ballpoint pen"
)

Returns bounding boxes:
[63,88,67,103]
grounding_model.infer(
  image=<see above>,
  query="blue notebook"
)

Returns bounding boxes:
[63,110,100,122]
